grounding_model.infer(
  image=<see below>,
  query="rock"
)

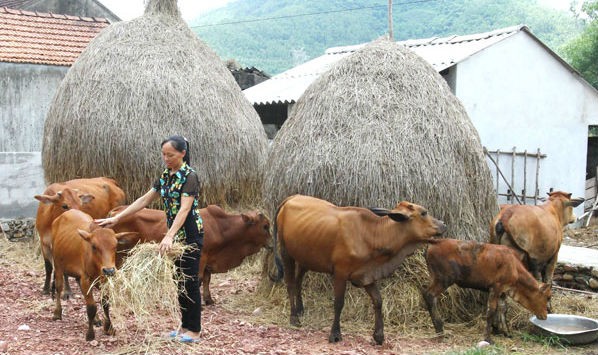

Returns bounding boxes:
[591,268,598,278]
[562,273,574,281]
[252,307,262,316]
[575,276,589,286]
[17,324,30,331]
[89,340,99,347]
[589,278,598,290]
[477,340,490,348]
[563,265,578,272]
[0,340,7,353]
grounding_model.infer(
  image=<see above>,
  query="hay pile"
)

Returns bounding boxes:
[42,0,268,209]
[261,39,499,325]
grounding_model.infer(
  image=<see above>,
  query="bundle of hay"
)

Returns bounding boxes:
[42,0,267,208]
[99,243,187,335]
[260,39,499,326]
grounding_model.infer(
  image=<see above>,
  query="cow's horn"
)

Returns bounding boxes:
[369,207,390,216]
[566,197,585,207]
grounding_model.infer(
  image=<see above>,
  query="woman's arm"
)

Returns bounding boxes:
[95,188,160,228]
[159,195,194,254]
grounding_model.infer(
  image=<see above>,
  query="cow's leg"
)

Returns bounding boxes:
[81,278,97,341]
[282,249,300,326]
[493,294,510,337]
[101,293,115,336]
[75,278,101,326]
[202,269,214,305]
[329,276,346,343]
[62,275,73,300]
[543,255,558,313]
[295,266,307,316]
[485,288,500,344]
[52,267,63,321]
[43,259,52,295]
[364,282,384,345]
[422,281,446,334]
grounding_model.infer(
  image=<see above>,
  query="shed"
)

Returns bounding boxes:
[0,6,109,217]
[244,25,598,214]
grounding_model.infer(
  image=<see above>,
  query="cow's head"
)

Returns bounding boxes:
[511,281,550,320]
[372,202,446,239]
[547,191,584,224]
[35,187,95,212]
[77,225,139,277]
[241,211,271,247]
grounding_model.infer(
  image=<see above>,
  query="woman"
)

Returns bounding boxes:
[96,135,203,343]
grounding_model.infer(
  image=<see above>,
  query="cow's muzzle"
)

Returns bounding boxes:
[435,220,447,236]
[102,267,116,276]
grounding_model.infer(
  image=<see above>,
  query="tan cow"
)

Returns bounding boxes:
[273,194,446,345]
[489,191,583,292]
[423,238,551,343]
[51,209,138,341]
[34,177,126,298]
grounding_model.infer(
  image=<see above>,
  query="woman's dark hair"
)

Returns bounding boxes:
[161,135,190,165]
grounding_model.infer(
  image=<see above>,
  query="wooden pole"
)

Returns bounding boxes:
[535,148,541,205]
[511,147,516,203]
[388,0,393,40]
[523,150,527,204]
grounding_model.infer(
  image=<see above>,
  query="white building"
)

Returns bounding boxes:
[244,25,598,213]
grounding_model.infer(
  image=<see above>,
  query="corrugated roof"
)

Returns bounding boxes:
[244,25,525,105]
[0,6,110,66]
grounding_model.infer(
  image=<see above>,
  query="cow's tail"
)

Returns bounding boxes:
[268,203,284,283]
[493,220,505,244]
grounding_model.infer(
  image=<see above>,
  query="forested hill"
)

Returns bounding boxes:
[189,0,584,76]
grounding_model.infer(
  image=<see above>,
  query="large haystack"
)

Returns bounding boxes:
[264,39,498,238]
[42,0,267,208]
[261,39,500,327]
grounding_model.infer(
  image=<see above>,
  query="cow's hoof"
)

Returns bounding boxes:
[104,325,115,336]
[290,316,301,327]
[204,298,214,306]
[328,332,342,343]
[86,331,95,341]
[42,288,50,295]
[373,335,384,345]
[52,314,61,321]
[61,293,71,301]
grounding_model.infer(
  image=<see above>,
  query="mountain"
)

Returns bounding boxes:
[189,0,584,75]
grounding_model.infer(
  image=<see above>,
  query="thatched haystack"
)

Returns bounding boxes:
[260,38,499,325]
[264,38,498,238]
[42,0,267,208]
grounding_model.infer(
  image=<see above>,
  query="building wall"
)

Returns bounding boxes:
[455,32,598,212]
[0,62,68,152]
[0,152,45,218]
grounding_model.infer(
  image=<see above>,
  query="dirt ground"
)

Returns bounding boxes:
[1,230,598,355]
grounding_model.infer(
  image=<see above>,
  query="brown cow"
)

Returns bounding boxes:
[489,191,583,292]
[272,194,446,345]
[108,204,271,305]
[423,238,551,343]
[34,177,126,297]
[51,209,138,341]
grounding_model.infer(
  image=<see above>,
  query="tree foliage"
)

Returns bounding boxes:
[189,0,584,75]
[564,0,598,89]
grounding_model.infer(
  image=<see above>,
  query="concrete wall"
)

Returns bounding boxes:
[0,62,68,152]
[19,0,120,22]
[455,32,598,213]
[0,152,45,218]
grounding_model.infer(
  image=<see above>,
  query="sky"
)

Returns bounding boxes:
[100,0,575,22]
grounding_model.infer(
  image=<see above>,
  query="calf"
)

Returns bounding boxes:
[423,238,550,343]
[35,177,126,297]
[273,194,446,345]
[51,209,137,341]
[108,204,271,305]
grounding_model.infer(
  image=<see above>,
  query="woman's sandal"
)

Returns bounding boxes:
[178,334,200,343]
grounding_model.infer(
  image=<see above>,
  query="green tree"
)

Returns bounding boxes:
[564,0,598,89]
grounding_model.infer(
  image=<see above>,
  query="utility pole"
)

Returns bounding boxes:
[388,0,393,40]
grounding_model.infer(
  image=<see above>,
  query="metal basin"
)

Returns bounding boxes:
[530,314,598,345]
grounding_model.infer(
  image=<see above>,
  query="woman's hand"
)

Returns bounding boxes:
[94,216,119,228]
[159,233,174,255]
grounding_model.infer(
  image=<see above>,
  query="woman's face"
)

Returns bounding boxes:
[161,141,185,170]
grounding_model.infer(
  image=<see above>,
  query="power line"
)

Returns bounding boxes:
[190,0,439,29]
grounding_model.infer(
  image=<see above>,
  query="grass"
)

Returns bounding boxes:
[519,332,569,349]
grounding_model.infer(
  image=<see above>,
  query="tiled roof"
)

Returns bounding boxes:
[0,0,39,8]
[0,6,109,66]
[244,25,527,105]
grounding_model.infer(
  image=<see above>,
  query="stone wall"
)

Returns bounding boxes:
[0,152,46,218]
[553,263,598,292]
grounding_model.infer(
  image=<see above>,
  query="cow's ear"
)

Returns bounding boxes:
[79,193,95,204]
[115,232,140,245]
[369,207,390,216]
[241,214,255,225]
[388,212,410,222]
[34,194,59,204]
[77,229,92,242]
